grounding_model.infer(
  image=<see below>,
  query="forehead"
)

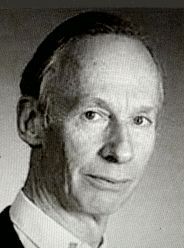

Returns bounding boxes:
[52,34,160,111]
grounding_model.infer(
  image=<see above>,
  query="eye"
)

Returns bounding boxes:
[83,111,102,121]
[133,116,152,126]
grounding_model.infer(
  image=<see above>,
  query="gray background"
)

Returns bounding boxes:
[0,9,183,247]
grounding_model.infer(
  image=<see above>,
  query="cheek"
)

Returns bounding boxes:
[63,121,105,158]
[132,129,156,167]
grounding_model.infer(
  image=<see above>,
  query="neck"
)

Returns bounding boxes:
[23,164,108,248]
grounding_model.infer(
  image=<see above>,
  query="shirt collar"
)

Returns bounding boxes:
[10,191,107,248]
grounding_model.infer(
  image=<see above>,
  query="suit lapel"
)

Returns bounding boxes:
[0,207,24,247]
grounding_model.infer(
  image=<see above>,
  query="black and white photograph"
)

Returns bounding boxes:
[0,8,183,248]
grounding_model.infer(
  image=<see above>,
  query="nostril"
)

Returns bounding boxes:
[98,146,119,163]
[104,155,118,163]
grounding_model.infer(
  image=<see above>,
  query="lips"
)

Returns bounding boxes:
[87,174,130,184]
[84,174,132,191]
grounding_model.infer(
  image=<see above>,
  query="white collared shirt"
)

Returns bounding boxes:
[10,191,107,248]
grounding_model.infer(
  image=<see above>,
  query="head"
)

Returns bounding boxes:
[17,12,164,216]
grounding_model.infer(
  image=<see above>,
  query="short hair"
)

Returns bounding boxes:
[19,11,164,109]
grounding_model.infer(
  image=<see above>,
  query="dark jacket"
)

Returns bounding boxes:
[0,207,24,247]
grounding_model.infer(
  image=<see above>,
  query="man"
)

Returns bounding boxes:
[0,11,164,248]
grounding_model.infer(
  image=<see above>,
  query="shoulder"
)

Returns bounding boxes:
[0,206,11,225]
[0,206,14,234]
[0,206,24,247]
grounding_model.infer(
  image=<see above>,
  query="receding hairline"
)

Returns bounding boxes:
[19,11,147,98]
[40,33,164,115]
[19,11,164,112]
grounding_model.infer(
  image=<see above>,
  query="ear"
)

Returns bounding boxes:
[17,96,45,147]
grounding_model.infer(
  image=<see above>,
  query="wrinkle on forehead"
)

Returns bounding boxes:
[40,34,162,117]
[42,34,159,93]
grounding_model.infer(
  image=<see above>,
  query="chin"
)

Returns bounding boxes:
[79,203,119,216]
[75,191,132,217]
[83,199,128,216]
[70,175,140,216]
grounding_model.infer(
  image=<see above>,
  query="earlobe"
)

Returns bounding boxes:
[17,96,44,147]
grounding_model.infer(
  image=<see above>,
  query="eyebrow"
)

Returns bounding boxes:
[79,96,157,111]
[132,106,157,114]
[77,96,113,112]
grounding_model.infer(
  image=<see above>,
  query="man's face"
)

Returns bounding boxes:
[43,34,161,216]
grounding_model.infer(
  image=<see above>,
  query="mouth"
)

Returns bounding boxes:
[84,174,132,192]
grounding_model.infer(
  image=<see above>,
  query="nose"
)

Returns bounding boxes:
[98,123,134,164]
